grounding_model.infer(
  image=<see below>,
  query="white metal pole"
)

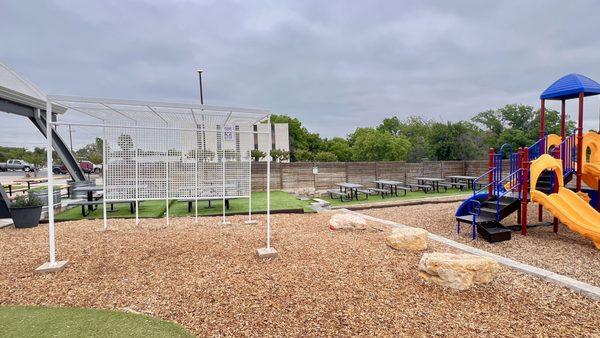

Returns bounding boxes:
[166,148,170,226]
[195,147,198,224]
[266,117,271,249]
[102,124,108,230]
[135,128,139,225]
[248,159,253,222]
[221,127,228,224]
[45,103,56,265]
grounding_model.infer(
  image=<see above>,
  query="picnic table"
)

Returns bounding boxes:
[14,177,48,190]
[373,180,409,196]
[415,177,446,193]
[2,182,28,196]
[72,186,106,214]
[336,182,363,200]
[177,186,238,211]
[446,175,478,189]
[71,185,144,215]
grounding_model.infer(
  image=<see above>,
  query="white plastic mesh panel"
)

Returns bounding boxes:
[104,123,253,201]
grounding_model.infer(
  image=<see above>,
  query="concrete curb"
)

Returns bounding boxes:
[342,209,600,300]
[330,194,469,211]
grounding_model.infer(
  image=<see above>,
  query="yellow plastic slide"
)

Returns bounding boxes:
[530,154,600,249]
[582,132,600,190]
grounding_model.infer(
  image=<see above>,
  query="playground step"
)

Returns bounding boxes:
[477,221,512,243]
[456,214,496,224]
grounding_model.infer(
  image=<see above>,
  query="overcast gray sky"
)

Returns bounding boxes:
[1,0,600,148]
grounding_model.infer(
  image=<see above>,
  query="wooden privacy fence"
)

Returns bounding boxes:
[250,159,511,192]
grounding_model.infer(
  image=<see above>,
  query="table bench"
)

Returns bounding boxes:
[68,200,140,217]
[327,189,351,202]
[449,182,468,190]
[178,198,230,212]
[409,184,433,193]
[356,188,387,199]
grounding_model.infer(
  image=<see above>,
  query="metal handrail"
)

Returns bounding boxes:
[528,136,547,161]
[495,168,523,220]
[468,199,481,240]
[473,168,495,196]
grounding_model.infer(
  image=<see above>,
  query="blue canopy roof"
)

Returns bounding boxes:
[540,73,600,100]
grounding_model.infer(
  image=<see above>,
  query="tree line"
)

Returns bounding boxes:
[272,104,576,162]
[0,104,576,166]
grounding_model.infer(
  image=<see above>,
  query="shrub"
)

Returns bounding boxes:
[12,194,43,208]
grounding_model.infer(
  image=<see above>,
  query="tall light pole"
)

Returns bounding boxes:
[197,69,204,104]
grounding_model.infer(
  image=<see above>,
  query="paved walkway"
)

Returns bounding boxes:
[341,209,600,300]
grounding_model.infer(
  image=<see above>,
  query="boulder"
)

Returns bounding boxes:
[418,252,500,290]
[329,213,367,230]
[386,227,428,251]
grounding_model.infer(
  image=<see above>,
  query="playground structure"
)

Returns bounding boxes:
[456,73,600,249]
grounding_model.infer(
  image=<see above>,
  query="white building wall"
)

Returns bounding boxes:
[195,123,289,162]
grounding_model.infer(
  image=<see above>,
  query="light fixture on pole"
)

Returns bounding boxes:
[197,69,204,104]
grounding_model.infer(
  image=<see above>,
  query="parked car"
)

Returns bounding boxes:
[58,161,95,174]
[93,163,102,174]
[52,165,64,174]
[0,159,34,172]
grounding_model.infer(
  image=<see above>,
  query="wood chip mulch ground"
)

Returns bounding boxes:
[361,202,600,288]
[1,213,599,336]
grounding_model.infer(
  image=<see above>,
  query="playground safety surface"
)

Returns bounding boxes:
[1,213,598,336]
[362,201,600,288]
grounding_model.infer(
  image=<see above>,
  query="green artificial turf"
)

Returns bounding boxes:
[55,200,167,221]
[0,306,193,338]
[55,191,311,221]
[324,188,470,207]
[168,191,312,217]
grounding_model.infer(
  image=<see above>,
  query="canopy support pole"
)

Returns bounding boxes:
[576,92,584,191]
[257,117,277,260]
[560,99,566,140]
[36,101,68,273]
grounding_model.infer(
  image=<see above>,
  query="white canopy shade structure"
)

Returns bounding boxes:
[38,94,275,272]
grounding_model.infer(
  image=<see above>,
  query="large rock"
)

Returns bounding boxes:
[418,252,500,290]
[386,227,428,251]
[329,213,367,230]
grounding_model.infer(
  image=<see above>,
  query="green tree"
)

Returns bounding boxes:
[117,134,134,151]
[377,116,402,136]
[472,104,575,151]
[314,151,338,162]
[325,137,353,162]
[250,149,266,162]
[294,149,314,162]
[270,149,290,162]
[427,121,484,160]
[350,128,410,161]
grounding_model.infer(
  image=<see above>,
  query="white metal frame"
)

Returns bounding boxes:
[41,95,274,269]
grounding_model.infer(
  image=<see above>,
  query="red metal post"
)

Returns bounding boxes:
[576,92,584,191]
[516,148,523,224]
[521,147,529,235]
[560,99,566,140]
[552,146,560,232]
[488,148,495,197]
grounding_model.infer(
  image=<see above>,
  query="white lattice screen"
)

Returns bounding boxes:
[43,95,274,270]
[104,124,252,202]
